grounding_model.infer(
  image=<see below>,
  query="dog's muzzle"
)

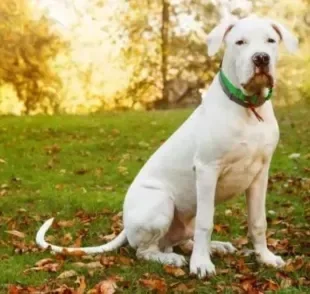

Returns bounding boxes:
[252,52,270,67]
[242,53,273,95]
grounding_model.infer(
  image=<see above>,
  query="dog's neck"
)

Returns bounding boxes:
[217,55,273,122]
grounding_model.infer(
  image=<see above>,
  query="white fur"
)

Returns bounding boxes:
[36,16,298,278]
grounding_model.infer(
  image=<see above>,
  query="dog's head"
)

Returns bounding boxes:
[207,16,298,97]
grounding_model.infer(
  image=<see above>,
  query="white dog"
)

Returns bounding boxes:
[36,16,298,278]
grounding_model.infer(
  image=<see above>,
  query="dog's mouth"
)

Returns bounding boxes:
[241,66,274,98]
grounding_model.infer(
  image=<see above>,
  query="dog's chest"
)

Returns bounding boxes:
[215,122,278,202]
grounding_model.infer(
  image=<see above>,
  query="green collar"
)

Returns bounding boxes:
[219,70,273,107]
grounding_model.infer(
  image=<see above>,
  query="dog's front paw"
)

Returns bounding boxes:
[256,249,285,268]
[190,254,216,279]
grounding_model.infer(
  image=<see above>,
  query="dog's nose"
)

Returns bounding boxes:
[252,53,270,66]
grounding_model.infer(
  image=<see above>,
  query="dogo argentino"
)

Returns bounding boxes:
[36,16,298,278]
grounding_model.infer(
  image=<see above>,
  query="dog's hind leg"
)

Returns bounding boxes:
[210,241,237,255]
[124,187,186,267]
[179,239,236,255]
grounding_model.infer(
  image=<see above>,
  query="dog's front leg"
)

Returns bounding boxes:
[246,163,285,268]
[190,160,217,278]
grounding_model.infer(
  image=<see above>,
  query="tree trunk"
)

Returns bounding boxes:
[155,0,169,109]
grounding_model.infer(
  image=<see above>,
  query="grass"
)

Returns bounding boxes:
[0,102,309,293]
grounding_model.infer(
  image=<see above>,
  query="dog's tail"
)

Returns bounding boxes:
[36,218,127,254]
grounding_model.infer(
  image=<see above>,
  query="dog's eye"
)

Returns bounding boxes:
[267,38,276,43]
[235,40,245,45]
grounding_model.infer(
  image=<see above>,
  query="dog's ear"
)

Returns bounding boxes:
[271,21,299,53]
[206,20,236,56]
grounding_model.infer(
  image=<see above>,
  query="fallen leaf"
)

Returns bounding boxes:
[73,235,83,247]
[262,279,280,291]
[235,258,251,274]
[8,285,19,294]
[267,238,280,247]
[61,248,86,257]
[234,237,248,248]
[100,255,116,267]
[96,279,117,294]
[225,209,232,216]
[57,270,78,279]
[118,256,133,266]
[75,168,89,175]
[35,258,54,267]
[53,285,75,293]
[76,276,87,294]
[45,144,61,155]
[57,219,75,228]
[5,230,25,239]
[214,224,229,234]
[73,261,103,269]
[139,277,167,293]
[163,265,186,277]
[280,277,293,289]
[283,256,305,272]
[101,232,116,242]
[61,233,73,245]
[240,276,257,292]
[24,262,60,273]
[8,285,50,294]
[170,282,195,293]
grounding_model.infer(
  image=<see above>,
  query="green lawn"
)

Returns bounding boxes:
[0,103,309,293]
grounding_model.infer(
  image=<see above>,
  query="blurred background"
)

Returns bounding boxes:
[0,0,309,115]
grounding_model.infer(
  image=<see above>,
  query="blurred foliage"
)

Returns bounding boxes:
[0,0,68,114]
[0,0,309,114]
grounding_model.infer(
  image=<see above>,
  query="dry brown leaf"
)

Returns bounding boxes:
[75,168,89,175]
[53,285,75,294]
[267,238,280,247]
[24,262,60,273]
[163,265,186,277]
[5,230,25,239]
[35,258,54,267]
[57,269,78,279]
[283,256,305,272]
[62,248,86,257]
[118,256,133,266]
[73,261,103,269]
[100,256,116,267]
[95,279,117,294]
[262,279,280,291]
[235,258,251,274]
[45,144,61,155]
[214,224,229,234]
[280,277,293,289]
[234,237,248,248]
[8,285,19,294]
[73,235,83,247]
[101,232,116,242]
[171,282,194,293]
[61,233,73,245]
[8,285,50,294]
[57,219,75,228]
[76,276,87,294]
[239,276,258,293]
[139,278,167,293]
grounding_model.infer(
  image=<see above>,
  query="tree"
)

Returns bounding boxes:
[0,0,67,114]
[116,0,254,109]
